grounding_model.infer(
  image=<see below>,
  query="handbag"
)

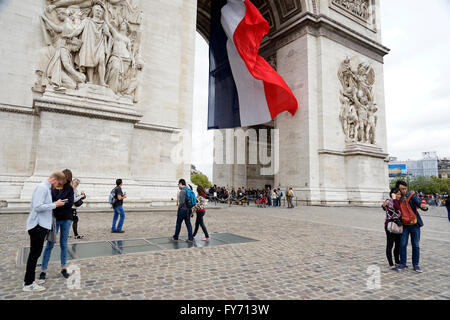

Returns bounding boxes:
[387,221,403,234]
[74,198,84,207]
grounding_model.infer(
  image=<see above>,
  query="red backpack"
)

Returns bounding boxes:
[399,193,418,226]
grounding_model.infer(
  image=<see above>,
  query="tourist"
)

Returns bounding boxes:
[445,195,450,222]
[267,187,272,207]
[381,188,402,269]
[23,172,66,292]
[288,187,295,208]
[192,186,210,241]
[111,179,126,233]
[71,178,86,239]
[271,189,278,207]
[170,179,194,243]
[393,180,428,273]
[277,188,283,207]
[40,169,75,281]
[286,187,291,208]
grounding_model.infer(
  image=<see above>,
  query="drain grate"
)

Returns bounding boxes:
[17,233,257,267]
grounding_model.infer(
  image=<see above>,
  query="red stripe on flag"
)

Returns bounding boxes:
[232,0,298,119]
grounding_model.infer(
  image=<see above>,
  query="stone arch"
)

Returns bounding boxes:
[196,0,310,42]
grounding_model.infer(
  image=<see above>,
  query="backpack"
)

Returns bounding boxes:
[108,187,117,206]
[399,193,418,226]
[184,187,197,209]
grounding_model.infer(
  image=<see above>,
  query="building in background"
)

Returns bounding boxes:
[389,152,439,179]
[438,158,450,179]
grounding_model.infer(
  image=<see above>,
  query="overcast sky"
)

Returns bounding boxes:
[192,0,450,179]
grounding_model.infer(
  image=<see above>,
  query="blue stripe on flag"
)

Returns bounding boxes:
[207,0,241,130]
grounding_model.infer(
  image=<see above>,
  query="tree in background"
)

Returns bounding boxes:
[191,173,212,188]
[390,176,450,195]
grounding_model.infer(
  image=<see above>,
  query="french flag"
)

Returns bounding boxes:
[208,0,299,130]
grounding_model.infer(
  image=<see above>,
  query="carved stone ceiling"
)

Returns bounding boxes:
[197,0,303,41]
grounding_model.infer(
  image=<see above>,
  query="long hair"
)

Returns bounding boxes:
[197,186,206,197]
[62,169,73,190]
[72,178,81,189]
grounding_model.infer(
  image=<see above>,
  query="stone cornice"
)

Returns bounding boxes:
[261,12,390,63]
[319,143,389,159]
[0,103,35,115]
[33,98,143,123]
[134,122,182,134]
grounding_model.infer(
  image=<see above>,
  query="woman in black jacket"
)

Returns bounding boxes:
[40,169,74,281]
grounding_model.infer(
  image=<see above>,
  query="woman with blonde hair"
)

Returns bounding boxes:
[71,178,87,239]
[40,169,74,281]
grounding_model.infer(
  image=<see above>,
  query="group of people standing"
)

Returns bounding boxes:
[382,180,428,273]
[207,185,296,208]
[23,169,87,292]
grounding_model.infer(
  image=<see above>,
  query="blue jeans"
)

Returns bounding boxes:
[272,198,278,207]
[267,197,272,207]
[173,208,193,241]
[111,205,125,232]
[399,224,421,268]
[41,219,72,270]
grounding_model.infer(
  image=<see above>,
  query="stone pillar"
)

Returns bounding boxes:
[274,0,389,206]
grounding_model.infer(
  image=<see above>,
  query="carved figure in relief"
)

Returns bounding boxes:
[46,37,86,90]
[366,104,378,144]
[47,0,142,25]
[104,14,133,94]
[66,4,112,86]
[34,6,84,92]
[332,0,370,20]
[338,57,377,144]
[34,0,143,101]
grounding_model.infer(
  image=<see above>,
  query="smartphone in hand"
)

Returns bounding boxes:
[62,199,68,202]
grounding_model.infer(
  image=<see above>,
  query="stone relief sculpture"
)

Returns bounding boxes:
[338,57,378,144]
[34,0,143,103]
[332,0,370,20]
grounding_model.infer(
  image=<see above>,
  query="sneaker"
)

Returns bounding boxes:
[37,272,46,284]
[393,265,407,272]
[169,237,179,242]
[202,237,210,241]
[75,235,84,239]
[115,230,125,233]
[61,269,70,279]
[23,282,46,292]
[414,266,423,273]
[185,239,194,243]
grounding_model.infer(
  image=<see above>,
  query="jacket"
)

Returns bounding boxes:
[52,187,74,221]
[194,194,207,213]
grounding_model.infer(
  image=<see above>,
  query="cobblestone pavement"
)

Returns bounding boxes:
[0,204,449,300]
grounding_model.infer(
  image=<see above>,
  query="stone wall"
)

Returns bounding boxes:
[0,0,197,207]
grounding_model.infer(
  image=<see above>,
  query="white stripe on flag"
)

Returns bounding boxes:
[221,0,272,127]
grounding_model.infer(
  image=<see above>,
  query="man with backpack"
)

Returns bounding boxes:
[277,188,283,207]
[170,179,195,243]
[393,180,428,273]
[110,179,127,233]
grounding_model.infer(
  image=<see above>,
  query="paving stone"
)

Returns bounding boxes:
[1,206,449,300]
